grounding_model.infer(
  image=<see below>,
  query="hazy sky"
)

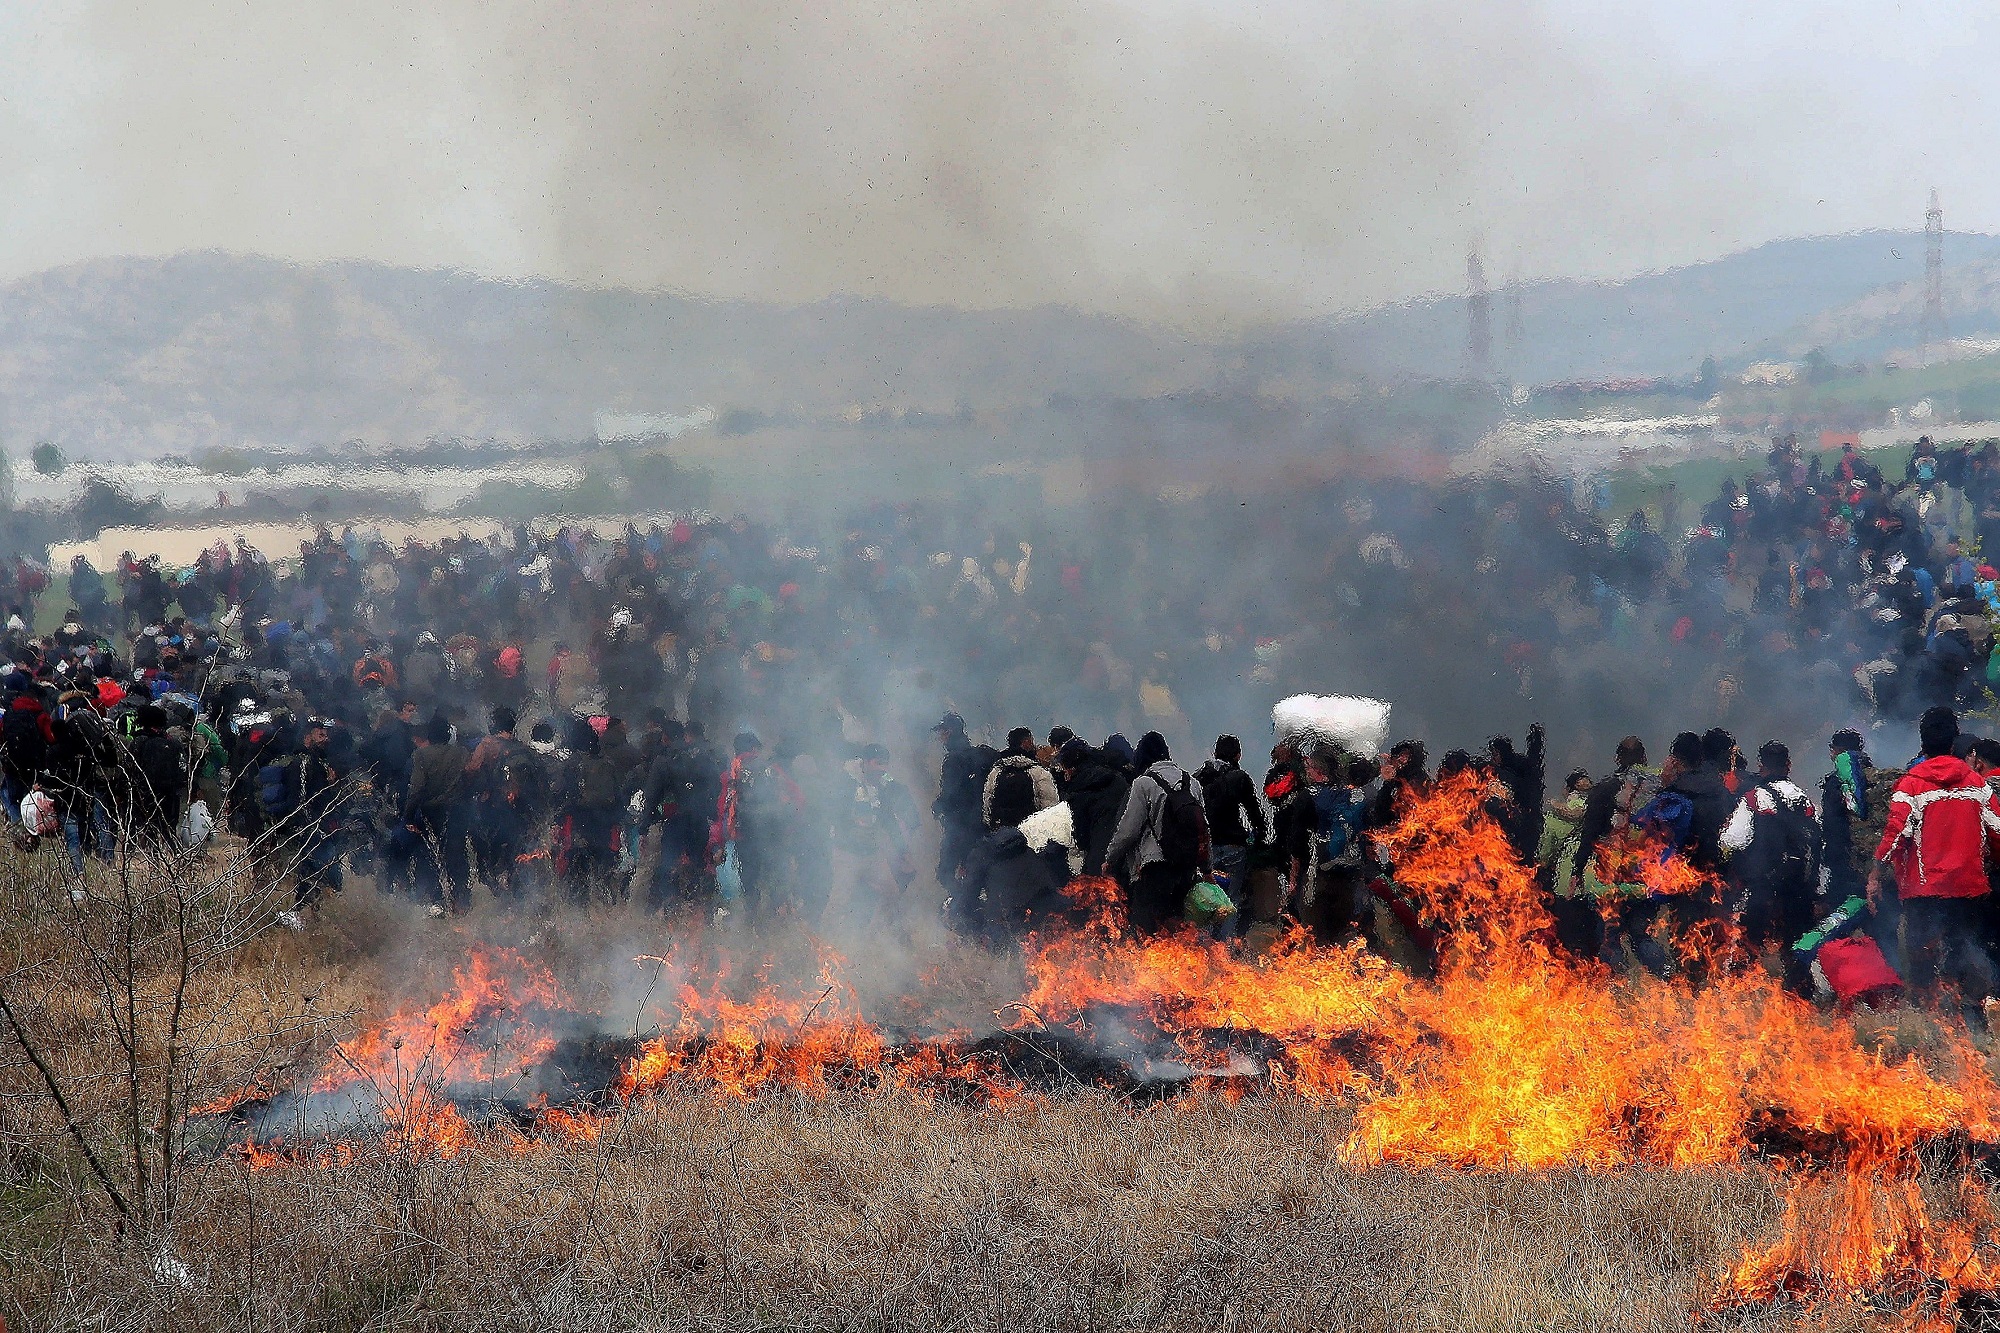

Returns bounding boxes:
[0,0,1989,325]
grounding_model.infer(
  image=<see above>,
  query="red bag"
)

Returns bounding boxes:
[1816,935,1903,1004]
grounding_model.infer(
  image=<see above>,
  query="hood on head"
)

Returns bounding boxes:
[1905,754,1982,790]
[1670,765,1729,797]
[1068,763,1122,794]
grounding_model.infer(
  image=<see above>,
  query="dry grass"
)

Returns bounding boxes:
[0,870,1978,1333]
[10,1087,1833,1333]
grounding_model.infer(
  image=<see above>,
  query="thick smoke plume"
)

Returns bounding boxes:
[34,0,1827,324]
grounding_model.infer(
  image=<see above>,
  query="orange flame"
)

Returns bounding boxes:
[204,772,2000,1321]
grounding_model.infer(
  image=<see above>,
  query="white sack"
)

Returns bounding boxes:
[19,788,56,839]
[177,799,214,849]
[1017,801,1083,875]
[1272,695,1391,756]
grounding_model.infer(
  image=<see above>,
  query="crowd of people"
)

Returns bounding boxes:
[938,701,2000,1017]
[0,434,1996,1005]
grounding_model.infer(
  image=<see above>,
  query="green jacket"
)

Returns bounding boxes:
[1537,793,1588,898]
[192,720,225,781]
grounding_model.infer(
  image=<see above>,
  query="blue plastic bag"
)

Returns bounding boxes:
[715,841,742,903]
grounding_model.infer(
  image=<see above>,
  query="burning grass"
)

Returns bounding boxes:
[14,774,2000,1329]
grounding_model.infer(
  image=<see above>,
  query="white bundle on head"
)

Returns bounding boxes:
[1272,695,1391,756]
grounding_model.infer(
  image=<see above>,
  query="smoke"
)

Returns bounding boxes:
[24,0,1844,326]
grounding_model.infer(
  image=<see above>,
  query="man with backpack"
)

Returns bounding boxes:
[1574,735,1671,972]
[1821,729,1890,905]
[288,717,351,917]
[829,743,920,934]
[711,731,804,922]
[1671,730,1737,874]
[1103,731,1210,935]
[982,726,1057,831]
[641,719,722,914]
[49,684,115,864]
[1870,706,2000,1006]
[555,719,625,905]
[1486,725,1547,864]
[1195,734,1266,917]
[1304,751,1373,946]
[1058,737,1130,879]
[463,706,544,907]
[1720,740,1821,977]
[1,682,54,821]
[125,702,190,846]
[1613,731,1733,977]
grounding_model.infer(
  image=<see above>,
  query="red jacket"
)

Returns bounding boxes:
[1875,755,2000,899]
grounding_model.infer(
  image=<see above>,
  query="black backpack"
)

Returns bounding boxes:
[1749,783,1822,888]
[672,744,723,815]
[1154,769,1207,872]
[574,755,622,811]
[988,760,1038,828]
[2,704,48,775]
[63,708,116,779]
[482,739,545,815]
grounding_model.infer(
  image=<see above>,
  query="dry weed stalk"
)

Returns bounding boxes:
[0,800,343,1247]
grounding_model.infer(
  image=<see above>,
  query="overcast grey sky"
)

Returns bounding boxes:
[0,0,1987,325]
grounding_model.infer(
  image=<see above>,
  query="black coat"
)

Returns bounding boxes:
[1266,766,1317,869]
[126,730,188,833]
[962,826,1069,934]
[1666,764,1734,873]
[360,721,414,801]
[1063,760,1129,877]
[1,696,51,783]
[935,742,997,831]
[1573,766,1628,877]
[1195,758,1265,848]
[1491,729,1546,862]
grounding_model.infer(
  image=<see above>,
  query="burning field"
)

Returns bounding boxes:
[16,774,2000,1330]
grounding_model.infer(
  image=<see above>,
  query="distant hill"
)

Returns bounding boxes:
[1750,250,2000,366]
[1304,231,2000,385]
[8,236,2000,459]
[0,254,1238,459]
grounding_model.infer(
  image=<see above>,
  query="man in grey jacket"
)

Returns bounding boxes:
[1104,732,1210,935]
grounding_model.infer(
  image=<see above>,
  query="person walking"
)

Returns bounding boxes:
[1720,740,1820,984]
[402,715,470,912]
[1196,734,1266,924]
[982,726,1057,830]
[1870,707,2000,1008]
[1104,732,1210,935]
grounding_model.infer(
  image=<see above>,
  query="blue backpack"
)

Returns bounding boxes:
[1632,788,1694,856]
[1311,786,1364,863]
[258,756,298,819]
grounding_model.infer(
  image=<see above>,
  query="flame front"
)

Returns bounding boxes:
[206,773,2000,1319]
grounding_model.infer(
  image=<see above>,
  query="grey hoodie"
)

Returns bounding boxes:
[1105,759,1206,881]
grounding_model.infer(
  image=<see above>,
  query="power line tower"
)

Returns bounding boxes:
[1467,242,1491,376]
[1922,187,1947,362]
